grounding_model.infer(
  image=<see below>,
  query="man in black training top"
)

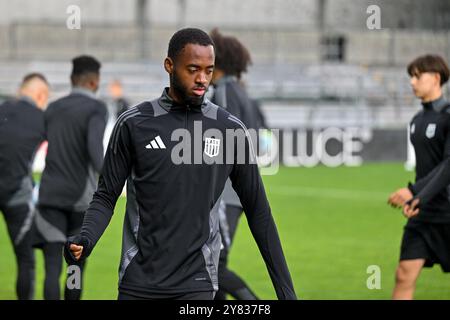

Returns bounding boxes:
[65,28,297,300]
[34,56,107,300]
[388,54,450,299]
[0,73,49,300]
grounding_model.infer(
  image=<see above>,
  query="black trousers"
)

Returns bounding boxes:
[33,206,86,300]
[1,202,35,300]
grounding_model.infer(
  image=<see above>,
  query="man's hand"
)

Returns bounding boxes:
[388,188,413,208]
[69,244,84,261]
[64,235,91,264]
[403,198,420,218]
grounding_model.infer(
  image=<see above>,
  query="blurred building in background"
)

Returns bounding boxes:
[0,0,449,164]
[0,0,449,63]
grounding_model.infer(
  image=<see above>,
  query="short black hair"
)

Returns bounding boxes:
[407,54,450,86]
[71,55,101,86]
[210,28,252,79]
[71,55,101,76]
[167,28,214,61]
[21,72,49,86]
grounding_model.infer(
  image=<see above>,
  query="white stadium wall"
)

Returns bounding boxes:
[0,0,449,65]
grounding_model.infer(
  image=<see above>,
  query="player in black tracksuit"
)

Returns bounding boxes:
[0,73,49,299]
[388,54,450,299]
[33,56,107,300]
[65,28,297,300]
[210,28,261,300]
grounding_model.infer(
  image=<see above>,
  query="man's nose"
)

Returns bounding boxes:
[196,72,208,85]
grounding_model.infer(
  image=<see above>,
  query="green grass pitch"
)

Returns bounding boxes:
[1,163,449,299]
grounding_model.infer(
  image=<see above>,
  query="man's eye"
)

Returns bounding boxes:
[189,68,197,73]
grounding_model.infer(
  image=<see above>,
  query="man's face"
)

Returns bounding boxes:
[109,80,123,99]
[37,84,50,110]
[410,71,440,100]
[166,43,215,105]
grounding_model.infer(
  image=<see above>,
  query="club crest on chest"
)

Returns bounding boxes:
[426,123,436,139]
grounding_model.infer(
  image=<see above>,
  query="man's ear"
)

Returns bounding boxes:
[435,73,442,87]
[89,78,98,91]
[164,57,174,74]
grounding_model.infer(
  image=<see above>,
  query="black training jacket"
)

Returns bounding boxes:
[38,88,107,212]
[0,97,45,203]
[408,96,450,223]
[79,88,297,299]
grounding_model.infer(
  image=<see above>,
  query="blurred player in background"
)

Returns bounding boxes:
[108,79,130,119]
[0,73,49,299]
[209,28,261,300]
[64,28,296,300]
[33,56,107,300]
[388,54,450,299]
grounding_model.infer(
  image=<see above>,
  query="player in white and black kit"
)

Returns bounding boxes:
[388,54,450,299]
[65,28,297,300]
[33,56,107,300]
[0,73,49,299]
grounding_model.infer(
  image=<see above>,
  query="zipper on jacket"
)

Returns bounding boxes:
[184,105,190,160]
[185,105,190,129]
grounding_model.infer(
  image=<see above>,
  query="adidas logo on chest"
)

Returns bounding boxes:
[145,135,166,149]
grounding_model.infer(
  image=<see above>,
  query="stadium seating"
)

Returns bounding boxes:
[0,61,441,129]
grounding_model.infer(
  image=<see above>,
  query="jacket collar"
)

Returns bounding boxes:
[158,87,208,113]
[213,75,237,88]
[422,96,448,112]
[18,95,38,109]
[71,86,97,99]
